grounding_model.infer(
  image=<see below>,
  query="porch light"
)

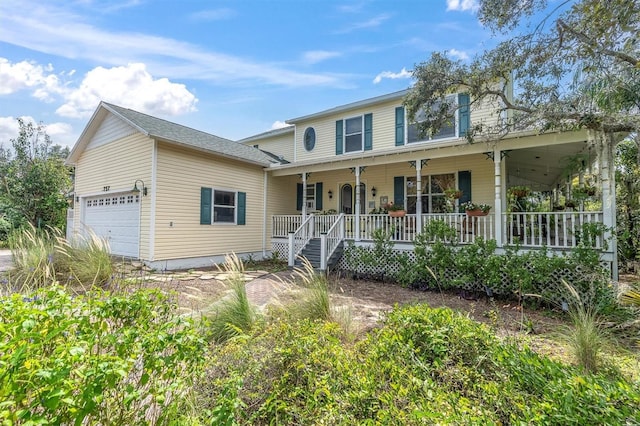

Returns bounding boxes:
[371,186,377,197]
[132,179,148,196]
[328,190,333,199]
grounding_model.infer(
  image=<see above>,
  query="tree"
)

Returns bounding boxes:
[405,0,639,140]
[616,135,640,267]
[0,119,72,234]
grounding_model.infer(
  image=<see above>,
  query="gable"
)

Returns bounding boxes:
[86,113,138,151]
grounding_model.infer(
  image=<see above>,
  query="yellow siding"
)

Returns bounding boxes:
[291,94,506,164]
[244,132,295,162]
[73,133,153,258]
[283,154,494,213]
[294,98,399,163]
[153,142,266,260]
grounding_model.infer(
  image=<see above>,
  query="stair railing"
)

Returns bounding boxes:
[320,213,345,270]
[288,214,315,266]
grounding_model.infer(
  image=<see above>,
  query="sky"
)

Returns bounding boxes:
[0,0,492,149]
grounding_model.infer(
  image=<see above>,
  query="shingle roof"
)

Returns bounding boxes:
[103,103,277,166]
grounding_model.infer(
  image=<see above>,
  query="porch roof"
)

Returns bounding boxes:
[267,128,590,190]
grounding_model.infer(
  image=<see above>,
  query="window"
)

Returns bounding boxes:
[407,95,457,143]
[200,187,246,225]
[303,127,316,151]
[213,190,236,223]
[344,116,363,153]
[336,113,372,155]
[305,184,316,210]
[406,173,454,214]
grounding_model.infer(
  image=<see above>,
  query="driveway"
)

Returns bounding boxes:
[0,249,12,272]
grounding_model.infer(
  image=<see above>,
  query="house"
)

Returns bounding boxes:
[66,89,617,277]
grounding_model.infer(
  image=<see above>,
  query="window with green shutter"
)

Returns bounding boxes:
[200,187,245,225]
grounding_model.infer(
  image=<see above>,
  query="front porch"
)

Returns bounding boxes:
[272,210,607,262]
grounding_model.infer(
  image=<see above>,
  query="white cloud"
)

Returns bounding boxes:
[270,121,290,130]
[334,13,392,34]
[189,8,236,21]
[0,116,74,147]
[56,63,198,118]
[0,58,62,97]
[448,48,469,60]
[373,67,412,84]
[302,50,342,65]
[446,0,479,12]
[0,0,341,88]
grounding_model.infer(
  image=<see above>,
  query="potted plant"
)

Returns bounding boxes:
[384,201,406,217]
[508,186,531,199]
[461,201,492,216]
[444,188,463,199]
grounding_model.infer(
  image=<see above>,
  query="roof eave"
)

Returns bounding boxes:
[286,89,409,124]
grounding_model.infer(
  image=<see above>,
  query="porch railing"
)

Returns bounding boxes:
[505,211,604,248]
[275,211,603,250]
[320,214,345,270]
[287,214,315,266]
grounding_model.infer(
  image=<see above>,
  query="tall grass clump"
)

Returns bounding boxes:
[209,253,258,342]
[559,279,610,373]
[7,224,58,290]
[289,257,333,321]
[55,232,114,287]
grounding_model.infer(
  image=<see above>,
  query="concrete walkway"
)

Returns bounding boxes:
[0,249,12,272]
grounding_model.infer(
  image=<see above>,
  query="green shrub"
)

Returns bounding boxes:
[197,304,640,425]
[0,286,207,425]
[7,224,57,291]
[55,232,114,287]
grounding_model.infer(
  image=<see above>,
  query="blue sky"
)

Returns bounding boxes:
[0,0,490,148]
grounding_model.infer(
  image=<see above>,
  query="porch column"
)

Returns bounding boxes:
[355,166,361,241]
[598,131,618,280]
[416,160,422,232]
[302,172,307,219]
[493,148,503,247]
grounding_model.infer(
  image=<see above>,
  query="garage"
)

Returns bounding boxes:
[83,193,141,257]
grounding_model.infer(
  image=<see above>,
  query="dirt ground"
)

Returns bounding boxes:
[140,267,569,337]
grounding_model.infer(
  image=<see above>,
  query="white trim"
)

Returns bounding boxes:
[262,170,268,258]
[149,140,157,261]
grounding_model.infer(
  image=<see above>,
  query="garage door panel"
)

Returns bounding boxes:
[84,193,140,257]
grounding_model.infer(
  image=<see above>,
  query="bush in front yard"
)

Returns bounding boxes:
[0,286,207,425]
[197,304,640,425]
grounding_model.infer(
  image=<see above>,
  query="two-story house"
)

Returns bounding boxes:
[66,89,616,276]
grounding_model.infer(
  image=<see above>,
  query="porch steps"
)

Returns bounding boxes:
[295,238,344,271]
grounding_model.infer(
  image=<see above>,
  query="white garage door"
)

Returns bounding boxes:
[83,193,141,257]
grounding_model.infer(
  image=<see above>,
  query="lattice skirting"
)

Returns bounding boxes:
[272,241,612,304]
[271,240,289,262]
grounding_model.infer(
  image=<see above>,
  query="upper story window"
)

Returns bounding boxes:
[395,93,470,147]
[345,116,363,152]
[408,95,457,143]
[303,127,316,151]
[336,113,373,155]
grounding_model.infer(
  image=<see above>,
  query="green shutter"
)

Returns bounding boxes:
[296,183,303,211]
[393,176,405,207]
[335,120,343,155]
[395,106,405,146]
[315,182,323,211]
[364,113,373,151]
[458,93,470,137]
[200,187,212,225]
[458,171,471,210]
[237,192,246,225]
